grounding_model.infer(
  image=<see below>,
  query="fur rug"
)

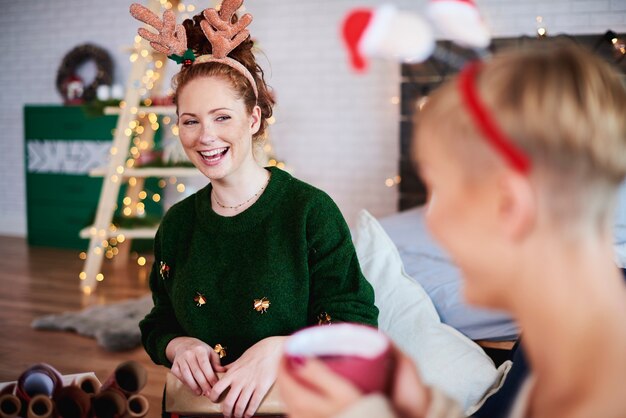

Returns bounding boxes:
[31,295,153,351]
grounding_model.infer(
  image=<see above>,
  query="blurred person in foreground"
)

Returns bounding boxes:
[278,42,626,418]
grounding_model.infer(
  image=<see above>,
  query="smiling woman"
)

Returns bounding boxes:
[176,77,262,201]
[129,1,379,417]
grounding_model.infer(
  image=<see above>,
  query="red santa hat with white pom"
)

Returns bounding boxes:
[342,5,435,72]
[341,0,490,72]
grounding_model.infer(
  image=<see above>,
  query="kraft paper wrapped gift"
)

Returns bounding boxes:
[165,372,285,417]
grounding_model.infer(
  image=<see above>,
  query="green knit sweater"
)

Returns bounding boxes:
[140,167,379,367]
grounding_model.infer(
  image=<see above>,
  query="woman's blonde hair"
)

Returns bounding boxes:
[416,42,626,224]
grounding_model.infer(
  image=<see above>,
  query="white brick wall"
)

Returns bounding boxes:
[1,0,625,236]
[0,0,136,236]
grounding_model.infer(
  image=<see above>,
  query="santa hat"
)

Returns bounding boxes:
[427,0,490,49]
[342,5,435,72]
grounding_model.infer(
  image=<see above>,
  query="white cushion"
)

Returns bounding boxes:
[353,209,507,411]
[612,180,626,266]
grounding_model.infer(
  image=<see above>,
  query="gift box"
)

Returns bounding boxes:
[165,372,285,418]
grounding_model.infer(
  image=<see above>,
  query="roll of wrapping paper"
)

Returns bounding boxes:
[73,374,101,395]
[92,387,126,418]
[100,361,147,397]
[0,393,21,418]
[16,364,63,404]
[0,383,20,418]
[123,394,149,418]
[26,394,54,418]
[54,385,92,418]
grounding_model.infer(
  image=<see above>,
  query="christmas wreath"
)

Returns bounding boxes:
[56,44,113,104]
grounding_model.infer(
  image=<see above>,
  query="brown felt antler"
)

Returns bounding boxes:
[130,3,187,56]
[200,0,253,58]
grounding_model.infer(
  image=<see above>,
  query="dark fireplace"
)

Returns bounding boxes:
[398,32,626,211]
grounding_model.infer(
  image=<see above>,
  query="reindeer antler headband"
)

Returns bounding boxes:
[129,0,258,98]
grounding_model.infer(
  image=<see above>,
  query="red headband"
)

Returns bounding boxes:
[458,61,531,174]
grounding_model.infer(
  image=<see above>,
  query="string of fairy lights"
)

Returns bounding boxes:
[79,9,184,287]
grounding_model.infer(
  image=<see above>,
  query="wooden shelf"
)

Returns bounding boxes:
[80,225,158,240]
[103,105,176,115]
[89,166,202,178]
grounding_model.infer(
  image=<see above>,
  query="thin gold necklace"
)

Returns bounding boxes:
[213,173,271,210]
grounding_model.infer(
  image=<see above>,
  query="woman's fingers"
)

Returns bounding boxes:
[277,357,326,404]
[277,358,360,418]
[220,383,242,418]
[197,350,219,388]
[174,348,217,396]
[278,369,327,418]
[171,362,180,378]
[177,361,202,395]
[389,344,430,418]
[289,358,360,398]
[243,388,265,418]
[188,355,212,396]
[168,338,225,396]
[208,374,230,403]
[233,385,254,418]
[210,349,227,373]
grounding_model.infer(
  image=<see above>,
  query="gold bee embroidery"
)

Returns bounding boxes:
[159,261,170,280]
[253,297,270,314]
[214,344,227,359]
[318,312,332,325]
[194,292,207,307]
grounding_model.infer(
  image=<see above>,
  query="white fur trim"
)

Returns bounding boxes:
[285,324,388,358]
[427,0,490,49]
[359,6,436,64]
[359,4,397,58]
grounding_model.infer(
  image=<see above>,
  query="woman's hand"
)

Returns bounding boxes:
[208,336,286,418]
[276,343,431,418]
[387,344,431,418]
[166,336,226,397]
[277,356,362,418]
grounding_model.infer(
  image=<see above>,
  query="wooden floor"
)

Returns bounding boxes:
[0,236,165,418]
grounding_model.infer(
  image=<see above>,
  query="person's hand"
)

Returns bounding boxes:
[208,336,286,418]
[276,356,362,418]
[166,336,226,397]
[277,343,431,418]
[388,344,431,418]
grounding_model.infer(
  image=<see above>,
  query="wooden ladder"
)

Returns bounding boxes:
[79,0,200,293]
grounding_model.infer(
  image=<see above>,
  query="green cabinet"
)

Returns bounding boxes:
[24,105,162,250]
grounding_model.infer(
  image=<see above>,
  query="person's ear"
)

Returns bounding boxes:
[497,172,536,241]
[250,105,262,135]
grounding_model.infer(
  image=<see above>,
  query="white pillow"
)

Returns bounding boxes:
[612,180,626,266]
[614,180,626,245]
[615,244,626,268]
[353,209,508,412]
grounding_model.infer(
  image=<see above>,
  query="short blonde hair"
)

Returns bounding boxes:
[416,42,626,223]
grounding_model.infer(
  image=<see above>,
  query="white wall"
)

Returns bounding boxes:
[1,0,625,236]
